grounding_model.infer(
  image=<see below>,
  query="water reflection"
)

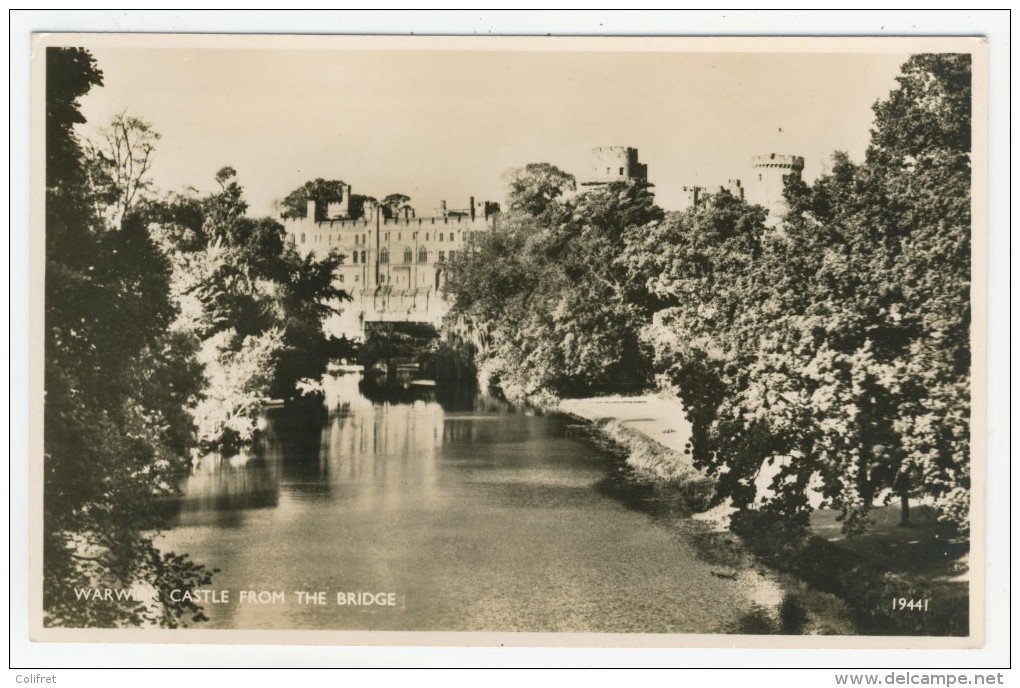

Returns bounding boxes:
[178,374,461,523]
[177,452,279,528]
[163,372,752,632]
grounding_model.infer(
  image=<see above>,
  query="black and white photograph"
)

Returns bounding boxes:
[27,30,989,650]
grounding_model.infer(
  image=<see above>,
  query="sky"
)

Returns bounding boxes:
[73,40,911,217]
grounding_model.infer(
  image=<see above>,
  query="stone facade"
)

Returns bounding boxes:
[283,196,498,337]
[746,153,805,220]
[681,178,745,207]
[582,146,648,185]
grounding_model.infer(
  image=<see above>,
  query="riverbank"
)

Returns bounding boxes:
[558,395,719,516]
[558,394,854,634]
[557,392,970,636]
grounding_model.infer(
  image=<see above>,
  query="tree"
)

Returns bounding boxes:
[444,164,661,399]
[84,112,160,228]
[628,54,972,535]
[150,170,350,453]
[381,193,412,220]
[44,48,213,627]
[279,178,351,221]
[503,162,576,218]
[348,193,375,221]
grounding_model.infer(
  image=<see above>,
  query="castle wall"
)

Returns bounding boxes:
[584,146,648,185]
[680,178,745,208]
[283,207,497,338]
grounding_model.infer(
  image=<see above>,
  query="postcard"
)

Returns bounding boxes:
[28,32,988,649]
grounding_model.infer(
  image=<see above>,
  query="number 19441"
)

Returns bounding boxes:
[892,597,931,612]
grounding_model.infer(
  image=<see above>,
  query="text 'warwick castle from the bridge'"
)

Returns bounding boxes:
[283,146,804,337]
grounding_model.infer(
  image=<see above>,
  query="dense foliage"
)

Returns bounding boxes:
[44,47,213,627]
[448,55,972,537]
[44,48,350,627]
[278,178,352,221]
[148,168,351,454]
[277,178,411,222]
[444,164,662,399]
[628,54,971,534]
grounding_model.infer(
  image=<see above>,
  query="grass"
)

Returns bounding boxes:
[732,508,970,636]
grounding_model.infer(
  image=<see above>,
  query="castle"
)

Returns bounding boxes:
[582,146,649,185]
[681,152,805,223]
[284,146,803,337]
[283,192,499,336]
[581,145,804,222]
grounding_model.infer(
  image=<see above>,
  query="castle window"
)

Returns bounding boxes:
[759,174,762,181]
[439,251,446,263]
[449,250,456,261]
[418,247,428,263]
[300,233,306,243]
[619,167,624,175]
[352,251,358,264]
[360,250,366,263]
[439,232,444,241]
[403,247,413,263]
[606,167,611,174]
[380,247,390,264]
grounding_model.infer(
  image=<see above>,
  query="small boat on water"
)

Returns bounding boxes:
[327,361,365,374]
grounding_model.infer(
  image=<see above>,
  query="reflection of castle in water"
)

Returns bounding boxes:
[177,374,454,520]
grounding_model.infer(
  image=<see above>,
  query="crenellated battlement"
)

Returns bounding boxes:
[584,146,648,185]
[282,212,496,232]
[751,153,805,170]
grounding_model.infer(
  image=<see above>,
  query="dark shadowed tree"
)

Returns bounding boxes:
[278,178,351,221]
[381,193,412,219]
[503,162,576,218]
[150,170,350,453]
[44,47,213,628]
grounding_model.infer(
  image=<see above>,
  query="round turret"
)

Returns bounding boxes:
[583,146,649,185]
[748,153,804,221]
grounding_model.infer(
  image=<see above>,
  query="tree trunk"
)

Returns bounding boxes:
[899,492,911,527]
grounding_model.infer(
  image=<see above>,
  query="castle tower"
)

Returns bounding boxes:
[582,146,648,185]
[747,153,804,221]
[324,181,352,220]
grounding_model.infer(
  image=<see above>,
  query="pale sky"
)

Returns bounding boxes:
[74,42,910,216]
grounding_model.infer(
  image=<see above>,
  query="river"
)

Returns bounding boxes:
[159,373,768,633]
